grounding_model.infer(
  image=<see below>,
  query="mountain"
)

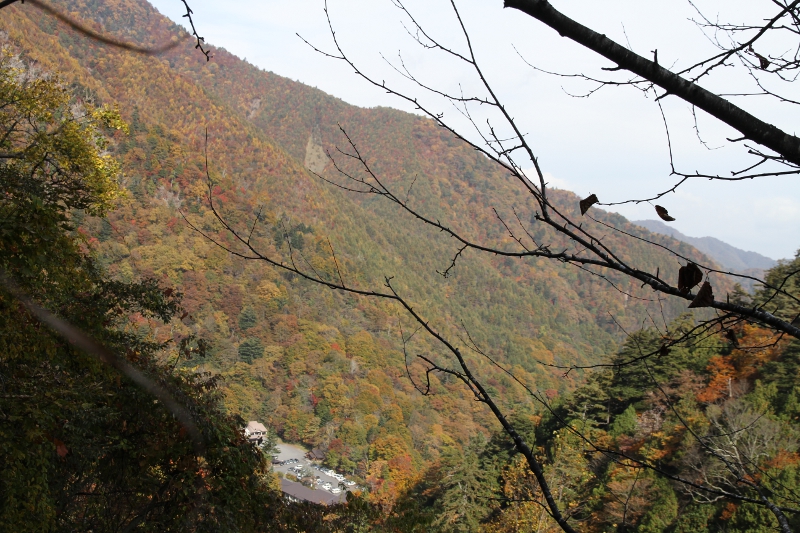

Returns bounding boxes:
[633,219,777,271]
[0,0,739,507]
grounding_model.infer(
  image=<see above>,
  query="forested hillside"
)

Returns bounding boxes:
[385,268,800,531]
[0,0,752,515]
[358,257,800,532]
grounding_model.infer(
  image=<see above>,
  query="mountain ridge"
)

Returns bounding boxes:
[632,219,777,271]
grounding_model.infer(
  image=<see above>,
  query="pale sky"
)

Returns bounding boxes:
[149,0,800,260]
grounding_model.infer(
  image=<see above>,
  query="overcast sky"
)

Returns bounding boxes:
[149,0,800,260]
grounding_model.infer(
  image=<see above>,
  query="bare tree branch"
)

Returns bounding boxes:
[504,0,800,166]
[1,0,210,59]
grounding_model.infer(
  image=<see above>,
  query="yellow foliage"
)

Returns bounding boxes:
[0,47,124,215]
[257,280,284,302]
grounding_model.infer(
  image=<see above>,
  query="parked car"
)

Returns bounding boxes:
[344,480,355,486]
[331,488,341,494]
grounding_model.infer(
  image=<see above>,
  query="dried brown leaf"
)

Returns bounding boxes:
[54,438,68,458]
[724,329,739,347]
[655,205,675,221]
[688,281,714,308]
[579,194,599,215]
[678,262,703,293]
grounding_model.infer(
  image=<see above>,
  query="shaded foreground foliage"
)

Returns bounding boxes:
[0,45,380,533]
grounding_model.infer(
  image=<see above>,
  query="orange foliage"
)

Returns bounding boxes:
[697,356,737,403]
[699,325,790,403]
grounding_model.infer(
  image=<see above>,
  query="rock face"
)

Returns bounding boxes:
[304,135,327,174]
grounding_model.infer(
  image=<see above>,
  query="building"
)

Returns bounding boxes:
[243,421,267,447]
[306,447,326,461]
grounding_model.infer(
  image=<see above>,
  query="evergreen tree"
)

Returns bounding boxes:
[432,436,492,532]
[239,305,258,330]
[609,404,638,437]
[239,337,265,363]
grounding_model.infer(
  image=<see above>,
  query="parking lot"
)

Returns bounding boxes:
[273,443,358,496]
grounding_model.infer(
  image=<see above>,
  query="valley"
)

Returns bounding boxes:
[1,1,799,531]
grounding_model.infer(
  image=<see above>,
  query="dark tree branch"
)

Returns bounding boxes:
[11,0,185,55]
[504,0,800,166]
[1,0,209,59]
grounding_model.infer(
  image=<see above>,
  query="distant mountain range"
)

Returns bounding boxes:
[633,219,777,272]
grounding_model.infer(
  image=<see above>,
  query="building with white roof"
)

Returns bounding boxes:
[244,421,267,447]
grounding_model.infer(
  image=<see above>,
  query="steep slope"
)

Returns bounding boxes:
[0,0,738,504]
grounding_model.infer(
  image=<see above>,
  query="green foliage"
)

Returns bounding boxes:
[636,477,678,533]
[275,220,313,251]
[98,217,113,241]
[432,437,492,533]
[669,503,716,533]
[754,252,800,324]
[0,48,123,217]
[239,305,258,330]
[609,404,638,437]
[239,337,265,363]
[758,339,800,418]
